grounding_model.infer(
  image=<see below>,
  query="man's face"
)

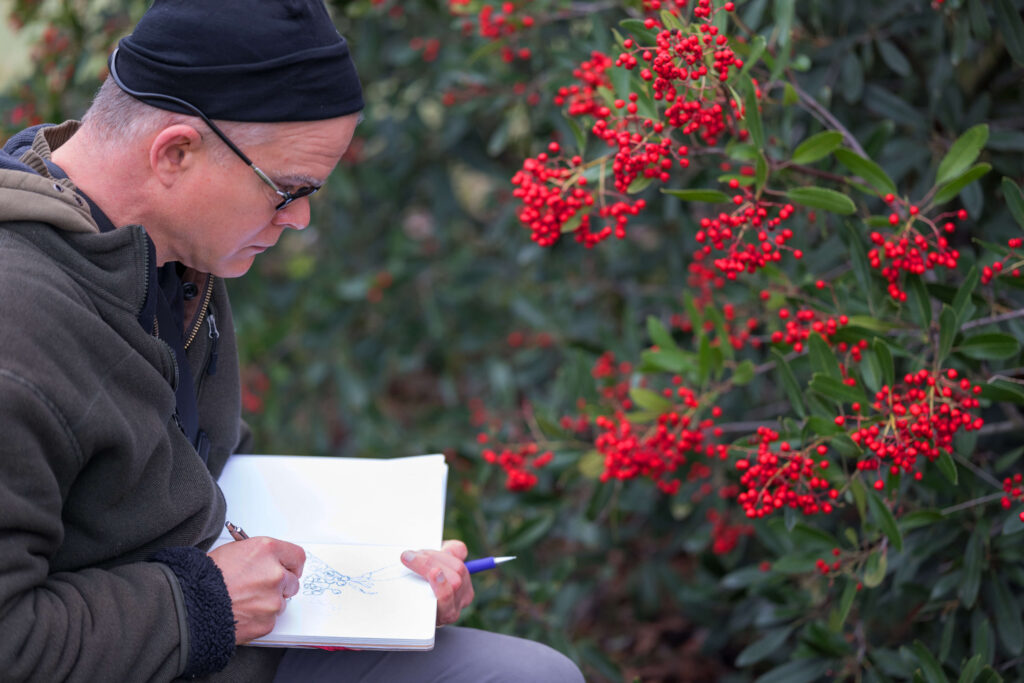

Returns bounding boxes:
[170,113,360,277]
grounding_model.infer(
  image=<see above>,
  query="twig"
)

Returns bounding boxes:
[768,80,868,158]
[940,492,1004,516]
[961,307,1024,330]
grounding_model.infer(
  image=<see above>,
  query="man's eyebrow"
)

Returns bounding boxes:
[273,173,324,188]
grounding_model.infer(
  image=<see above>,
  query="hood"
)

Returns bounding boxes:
[0,122,99,234]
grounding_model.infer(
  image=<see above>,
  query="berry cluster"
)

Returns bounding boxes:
[513,2,749,246]
[770,308,849,353]
[981,237,1024,284]
[693,191,800,278]
[481,441,554,491]
[848,368,983,487]
[733,428,839,518]
[511,143,648,246]
[707,509,754,555]
[1000,474,1024,522]
[815,547,843,575]
[594,408,724,494]
[449,0,536,62]
[867,202,966,300]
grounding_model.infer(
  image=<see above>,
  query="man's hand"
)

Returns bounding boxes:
[401,539,475,626]
[208,537,306,644]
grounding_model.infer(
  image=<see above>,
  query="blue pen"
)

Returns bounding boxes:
[465,556,516,574]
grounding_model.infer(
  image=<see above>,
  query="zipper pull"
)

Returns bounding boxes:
[207,313,220,375]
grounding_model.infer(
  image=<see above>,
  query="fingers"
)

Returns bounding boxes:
[208,536,307,643]
[401,546,475,626]
[440,539,468,561]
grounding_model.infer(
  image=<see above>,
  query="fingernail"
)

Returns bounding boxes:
[401,550,418,563]
[435,572,446,584]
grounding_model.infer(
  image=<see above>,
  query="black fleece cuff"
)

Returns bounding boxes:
[152,546,236,678]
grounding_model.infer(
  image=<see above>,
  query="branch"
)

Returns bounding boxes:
[768,80,869,158]
[961,307,1024,330]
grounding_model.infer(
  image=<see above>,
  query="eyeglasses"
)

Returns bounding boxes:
[108,48,320,211]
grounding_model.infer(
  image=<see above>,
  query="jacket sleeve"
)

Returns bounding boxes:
[0,369,230,682]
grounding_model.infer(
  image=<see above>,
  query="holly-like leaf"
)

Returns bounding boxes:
[1003,177,1024,229]
[834,148,898,195]
[932,163,991,205]
[936,124,989,186]
[629,387,673,413]
[956,333,1021,360]
[785,187,856,215]
[867,491,903,552]
[744,78,764,149]
[661,188,731,203]
[791,131,843,165]
[995,0,1024,66]
[936,450,958,485]
[938,305,958,363]
[863,548,887,588]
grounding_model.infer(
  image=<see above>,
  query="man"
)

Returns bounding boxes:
[0,1,584,681]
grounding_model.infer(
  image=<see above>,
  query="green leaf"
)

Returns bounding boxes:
[772,0,796,48]
[753,658,832,683]
[968,0,991,40]
[958,654,984,683]
[505,512,556,552]
[626,175,654,194]
[732,359,756,386]
[629,387,673,413]
[956,333,1021,360]
[937,124,989,186]
[906,275,933,328]
[863,548,887,588]
[874,338,895,386]
[785,187,857,215]
[738,35,767,80]
[877,39,911,77]
[810,373,868,406]
[660,188,731,203]
[953,265,980,328]
[809,333,842,379]
[867,491,903,552]
[979,379,1024,405]
[936,450,958,484]
[995,0,1024,66]
[960,524,986,608]
[991,576,1024,655]
[744,81,764,149]
[829,578,858,631]
[647,316,679,352]
[933,163,992,205]
[910,640,950,683]
[640,348,693,374]
[619,18,660,45]
[834,148,898,195]
[900,509,944,533]
[772,349,807,418]
[736,626,794,666]
[1002,178,1024,229]
[938,305,958,363]
[791,131,844,165]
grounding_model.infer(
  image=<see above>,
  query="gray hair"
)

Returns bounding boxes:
[82,77,276,162]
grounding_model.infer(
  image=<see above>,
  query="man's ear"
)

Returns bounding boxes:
[149,124,205,187]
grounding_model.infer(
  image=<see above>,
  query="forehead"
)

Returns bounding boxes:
[249,113,360,184]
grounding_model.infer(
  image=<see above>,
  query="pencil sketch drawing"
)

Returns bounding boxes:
[301,552,407,596]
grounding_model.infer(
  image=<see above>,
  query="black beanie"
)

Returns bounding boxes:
[110,0,364,122]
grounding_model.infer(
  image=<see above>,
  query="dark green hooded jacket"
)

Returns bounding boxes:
[0,123,284,682]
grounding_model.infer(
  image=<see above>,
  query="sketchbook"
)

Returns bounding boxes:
[213,453,448,650]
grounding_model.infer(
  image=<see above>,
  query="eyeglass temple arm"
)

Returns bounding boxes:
[107,47,260,170]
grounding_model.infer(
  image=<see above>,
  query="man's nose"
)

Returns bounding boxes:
[272,197,311,230]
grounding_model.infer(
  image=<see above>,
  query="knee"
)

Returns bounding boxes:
[495,638,584,683]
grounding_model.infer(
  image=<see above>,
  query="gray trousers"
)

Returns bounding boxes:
[272,626,584,682]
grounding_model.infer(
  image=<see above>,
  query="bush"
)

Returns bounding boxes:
[5,0,1024,679]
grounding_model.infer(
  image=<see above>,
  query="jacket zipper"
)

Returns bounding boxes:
[184,276,215,350]
[205,313,220,376]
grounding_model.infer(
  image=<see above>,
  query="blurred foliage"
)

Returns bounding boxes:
[4,0,1024,680]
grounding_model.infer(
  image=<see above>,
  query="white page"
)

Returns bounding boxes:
[214,454,448,649]
[217,454,447,547]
